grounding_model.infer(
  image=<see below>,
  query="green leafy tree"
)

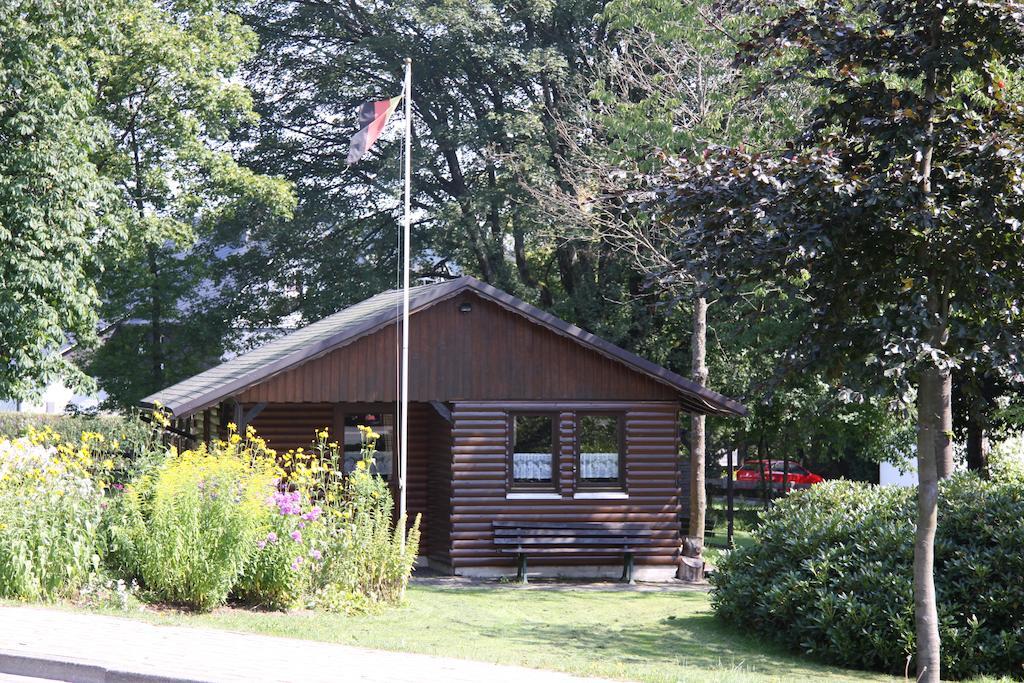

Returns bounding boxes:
[86,0,294,407]
[652,2,1024,678]
[234,0,625,330]
[0,0,122,400]
[528,0,816,547]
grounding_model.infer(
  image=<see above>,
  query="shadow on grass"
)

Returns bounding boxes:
[450,589,886,681]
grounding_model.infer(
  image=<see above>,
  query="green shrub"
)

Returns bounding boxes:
[107,436,278,611]
[0,431,105,600]
[711,476,1024,680]
[308,427,420,611]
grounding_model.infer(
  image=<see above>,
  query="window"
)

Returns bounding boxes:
[509,414,557,491]
[342,412,394,478]
[576,414,624,489]
[770,461,808,476]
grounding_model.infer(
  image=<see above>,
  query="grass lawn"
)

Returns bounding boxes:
[703,529,757,568]
[95,584,907,683]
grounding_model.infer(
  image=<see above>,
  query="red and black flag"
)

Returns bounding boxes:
[346,96,403,165]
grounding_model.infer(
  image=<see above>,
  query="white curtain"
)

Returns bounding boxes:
[513,452,552,480]
[581,452,618,479]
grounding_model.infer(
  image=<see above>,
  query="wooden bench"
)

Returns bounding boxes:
[492,520,655,584]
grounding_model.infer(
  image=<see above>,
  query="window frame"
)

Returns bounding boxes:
[574,412,627,492]
[336,403,397,482]
[506,412,560,493]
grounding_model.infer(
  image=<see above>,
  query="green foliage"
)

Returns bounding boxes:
[103,423,419,613]
[654,1,1024,395]
[233,0,624,334]
[0,411,159,465]
[106,437,279,611]
[0,0,122,400]
[712,477,1024,679]
[0,431,107,600]
[986,433,1024,480]
[308,429,420,613]
[85,0,295,408]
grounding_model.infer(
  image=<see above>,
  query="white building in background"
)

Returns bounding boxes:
[0,380,104,415]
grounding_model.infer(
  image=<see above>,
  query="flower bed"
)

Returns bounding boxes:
[0,418,419,613]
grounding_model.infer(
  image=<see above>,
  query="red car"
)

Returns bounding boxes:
[735,459,824,486]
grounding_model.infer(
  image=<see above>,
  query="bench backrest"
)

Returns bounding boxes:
[492,520,655,549]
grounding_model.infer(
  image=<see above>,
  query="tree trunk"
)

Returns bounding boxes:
[966,396,989,477]
[147,243,164,390]
[688,296,708,543]
[915,367,942,683]
[678,536,704,582]
[913,12,945,677]
[935,370,954,479]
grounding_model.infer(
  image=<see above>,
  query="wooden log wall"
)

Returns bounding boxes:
[448,400,682,570]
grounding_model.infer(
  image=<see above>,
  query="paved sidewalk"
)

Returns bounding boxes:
[0,606,625,683]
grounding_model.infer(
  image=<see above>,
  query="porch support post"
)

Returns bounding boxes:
[622,552,635,585]
[239,402,266,435]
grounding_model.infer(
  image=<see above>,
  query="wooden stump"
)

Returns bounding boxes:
[678,535,705,582]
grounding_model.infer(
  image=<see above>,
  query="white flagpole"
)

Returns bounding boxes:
[399,58,412,533]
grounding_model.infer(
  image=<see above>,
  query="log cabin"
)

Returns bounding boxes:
[141,276,746,581]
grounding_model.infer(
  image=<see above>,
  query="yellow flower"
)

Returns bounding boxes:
[317,429,329,440]
[356,460,367,471]
[102,459,114,470]
[227,422,237,433]
[230,434,242,445]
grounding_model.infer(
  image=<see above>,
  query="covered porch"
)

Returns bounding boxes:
[189,399,454,570]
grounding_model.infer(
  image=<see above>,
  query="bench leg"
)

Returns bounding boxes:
[622,552,635,585]
[516,553,528,585]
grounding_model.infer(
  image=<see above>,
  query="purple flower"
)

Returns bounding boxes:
[266,532,278,544]
[257,540,266,549]
[309,549,322,561]
[298,521,306,529]
[290,530,302,543]
[270,491,303,516]
[291,557,303,571]
[302,506,322,522]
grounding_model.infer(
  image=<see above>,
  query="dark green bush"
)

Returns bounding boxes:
[711,475,1024,680]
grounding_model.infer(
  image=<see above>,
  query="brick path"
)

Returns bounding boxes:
[0,606,624,683]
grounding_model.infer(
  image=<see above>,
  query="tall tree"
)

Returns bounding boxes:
[652,2,1024,678]
[86,0,294,407]
[236,0,634,331]
[0,0,122,400]
[527,0,808,551]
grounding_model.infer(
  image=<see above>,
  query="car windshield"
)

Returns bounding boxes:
[769,461,809,475]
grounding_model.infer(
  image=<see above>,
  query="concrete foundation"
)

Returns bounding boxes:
[453,564,678,583]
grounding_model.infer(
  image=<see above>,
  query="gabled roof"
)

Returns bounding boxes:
[142,276,747,418]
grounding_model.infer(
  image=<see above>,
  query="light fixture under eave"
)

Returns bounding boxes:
[458,302,473,313]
